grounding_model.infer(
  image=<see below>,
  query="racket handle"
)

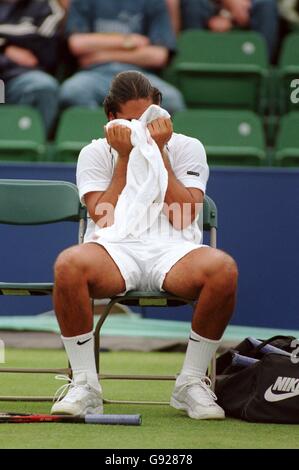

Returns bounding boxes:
[84,414,142,425]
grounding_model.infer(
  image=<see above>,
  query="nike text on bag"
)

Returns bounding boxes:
[215,336,299,423]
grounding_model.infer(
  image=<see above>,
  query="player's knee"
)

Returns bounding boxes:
[54,246,86,283]
[215,252,238,295]
[202,250,238,292]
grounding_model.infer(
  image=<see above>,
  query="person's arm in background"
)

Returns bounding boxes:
[221,0,251,26]
[208,6,233,32]
[165,0,182,35]
[58,0,70,10]
[4,45,38,67]
[180,0,232,32]
[79,46,168,69]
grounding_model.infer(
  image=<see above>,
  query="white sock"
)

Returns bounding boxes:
[62,331,101,392]
[178,330,221,383]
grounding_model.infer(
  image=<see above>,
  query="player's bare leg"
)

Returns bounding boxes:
[163,246,238,339]
[163,246,238,420]
[53,243,126,336]
[51,243,126,416]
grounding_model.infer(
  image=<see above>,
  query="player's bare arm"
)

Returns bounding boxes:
[84,124,132,227]
[148,117,204,229]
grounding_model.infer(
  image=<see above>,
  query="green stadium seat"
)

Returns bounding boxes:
[0,105,46,162]
[55,107,107,161]
[173,109,267,166]
[278,32,299,113]
[172,30,268,111]
[274,112,299,166]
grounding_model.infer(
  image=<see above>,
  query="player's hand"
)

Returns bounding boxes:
[147,118,173,152]
[105,124,133,158]
[5,46,39,67]
[222,0,251,26]
[208,15,233,32]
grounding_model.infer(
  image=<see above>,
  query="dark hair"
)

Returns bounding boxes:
[103,71,162,117]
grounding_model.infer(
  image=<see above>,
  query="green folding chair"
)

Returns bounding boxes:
[274,112,299,166]
[172,30,268,111]
[0,179,86,402]
[93,195,218,405]
[278,32,299,113]
[173,109,267,166]
[0,106,46,162]
[0,181,218,405]
[54,107,107,161]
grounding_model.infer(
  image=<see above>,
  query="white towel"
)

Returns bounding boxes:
[94,104,170,241]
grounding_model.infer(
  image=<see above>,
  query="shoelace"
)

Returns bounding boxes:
[53,374,81,403]
[182,376,218,406]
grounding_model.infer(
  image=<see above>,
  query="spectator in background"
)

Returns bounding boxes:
[0,0,65,135]
[181,0,279,61]
[60,0,185,115]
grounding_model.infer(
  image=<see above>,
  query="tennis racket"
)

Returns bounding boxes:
[0,413,141,425]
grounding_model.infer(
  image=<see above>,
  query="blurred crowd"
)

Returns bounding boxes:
[0,0,297,137]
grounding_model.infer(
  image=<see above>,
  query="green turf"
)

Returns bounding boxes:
[0,349,298,449]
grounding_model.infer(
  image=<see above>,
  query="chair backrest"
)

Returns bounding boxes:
[0,105,45,160]
[203,195,217,230]
[173,30,268,109]
[173,109,266,166]
[279,32,299,72]
[278,32,299,112]
[274,112,299,166]
[0,180,85,225]
[55,107,107,161]
[175,30,268,69]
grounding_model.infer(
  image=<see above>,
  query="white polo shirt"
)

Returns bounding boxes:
[76,132,209,244]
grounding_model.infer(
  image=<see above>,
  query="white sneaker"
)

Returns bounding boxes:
[170,375,225,420]
[51,373,103,416]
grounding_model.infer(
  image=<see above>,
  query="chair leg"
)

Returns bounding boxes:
[210,353,217,391]
[93,294,218,405]
[93,297,121,373]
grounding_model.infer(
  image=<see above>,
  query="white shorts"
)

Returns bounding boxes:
[90,238,206,293]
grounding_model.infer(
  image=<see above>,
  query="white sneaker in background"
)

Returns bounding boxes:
[170,375,225,420]
[51,373,103,416]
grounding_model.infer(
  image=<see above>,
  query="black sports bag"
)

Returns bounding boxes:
[215,336,299,423]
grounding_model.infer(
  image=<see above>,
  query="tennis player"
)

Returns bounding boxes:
[51,71,238,420]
